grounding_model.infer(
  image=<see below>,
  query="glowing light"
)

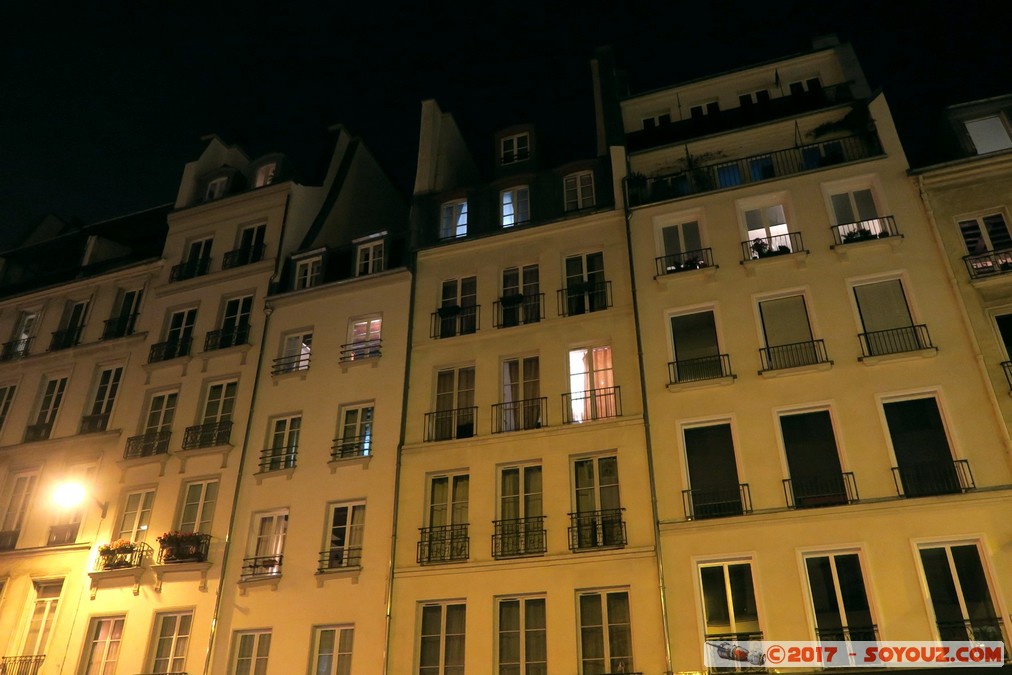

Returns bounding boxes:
[52,481,87,510]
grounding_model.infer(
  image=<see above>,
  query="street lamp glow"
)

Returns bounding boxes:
[52,481,87,510]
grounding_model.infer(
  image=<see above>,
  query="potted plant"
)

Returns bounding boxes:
[98,539,137,569]
[750,239,770,258]
[157,531,207,563]
[844,227,874,243]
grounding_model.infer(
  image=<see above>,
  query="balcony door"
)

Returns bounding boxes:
[501,265,540,326]
[327,504,365,568]
[166,309,196,351]
[251,512,288,575]
[684,424,742,518]
[565,252,605,315]
[145,392,177,435]
[501,356,540,431]
[573,456,621,548]
[780,411,847,507]
[434,367,475,439]
[670,311,723,382]
[185,238,212,265]
[759,295,816,368]
[853,280,920,355]
[440,277,477,337]
[1,472,37,543]
[884,398,959,496]
[237,224,265,261]
[427,475,468,561]
[220,296,253,346]
[499,466,543,555]
[202,381,237,425]
[22,580,63,656]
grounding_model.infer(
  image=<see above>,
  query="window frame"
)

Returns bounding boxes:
[957,210,1012,254]
[696,557,763,640]
[500,132,530,165]
[417,601,466,674]
[355,235,386,277]
[964,115,1012,155]
[177,478,219,534]
[278,330,312,373]
[576,588,634,674]
[799,547,877,643]
[567,345,615,423]
[20,578,63,656]
[204,176,228,201]
[680,418,745,518]
[231,629,271,675]
[148,610,193,675]
[115,487,156,542]
[1,469,40,537]
[336,402,374,457]
[496,595,547,674]
[564,170,595,212]
[323,502,366,569]
[346,315,382,360]
[34,374,69,427]
[311,624,354,675]
[440,199,468,240]
[500,185,530,228]
[79,614,125,674]
[294,254,324,290]
[0,382,17,435]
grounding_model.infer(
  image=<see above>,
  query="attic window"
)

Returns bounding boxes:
[965,116,1012,155]
[254,163,277,188]
[204,177,228,202]
[501,133,530,165]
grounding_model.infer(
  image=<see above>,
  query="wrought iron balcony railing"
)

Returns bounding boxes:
[558,280,612,317]
[204,323,250,351]
[49,326,83,351]
[0,337,33,361]
[668,354,733,384]
[859,324,933,357]
[0,655,46,675]
[964,248,1012,280]
[272,352,310,374]
[892,459,975,498]
[783,472,858,509]
[655,247,714,276]
[936,618,1009,648]
[562,386,622,424]
[148,338,191,363]
[492,397,547,433]
[742,231,805,260]
[568,509,626,551]
[424,407,477,442]
[493,293,544,328]
[182,421,232,450]
[222,244,265,270]
[492,516,546,558]
[1004,361,1012,391]
[815,625,879,642]
[0,530,19,551]
[339,339,381,361]
[317,546,363,572]
[683,484,753,519]
[169,257,211,282]
[759,339,830,371]
[417,524,469,564]
[124,430,170,459]
[96,541,151,571]
[430,305,479,338]
[259,445,297,472]
[240,554,283,580]
[157,532,211,564]
[831,215,899,245]
[102,312,139,340]
[24,422,53,443]
[47,522,79,546]
[80,413,110,434]
[331,435,371,460]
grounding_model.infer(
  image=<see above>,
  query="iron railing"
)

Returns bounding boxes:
[96,541,151,571]
[317,546,363,571]
[964,248,1012,280]
[430,305,480,339]
[859,324,933,357]
[742,231,805,260]
[24,422,53,443]
[339,339,382,361]
[331,435,371,460]
[157,533,211,564]
[182,421,232,450]
[148,338,191,363]
[124,430,170,459]
[557,280,612,317]
[655,247,715,276]
[102,312,138,340]
[222,244,265,269]
[204,323,249,351]
[80,413,110,434]
[783,472,858,509]
[0,530,19,551]
[169,257,211,282]
[892,459,975,497]
[683,484,753,519]
[272,353,310,374]
[831,215,899,245]
[493,294,544,328]
[0,655,45,675]
[1003,361,1012,391]
[936,618,1008,648]
[240,554,283,580]
[0,337,33,361]
[759,340,830,371]
[568,509,626,551]
[417,524,469,564]
[668,354,733,384]
[815,625,879,642]
[492,397,547,433]
[258,445,297,472]
[562,386,622,424]
[49,326,83,351]
[492,516,547,558]
[424,407,477,441]
[47,522,79,546]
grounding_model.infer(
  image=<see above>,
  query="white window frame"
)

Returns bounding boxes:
[311,625,354,675]
[336,403,374,458]
[500,132,530,164]
[204,176,228,201]
[696,557,763,640]
[567,345,615,423]
[500,185,530,228]
[278,330,312,373]
[654,210,706,272]
[87,365,123,427]
[201,380,238,425]
[496,595,547,674]
[80,614,124,674]
[294,255,324,290]
[115,488,155,542]
[2,470,39,536]
[248,509,288,575]
[149,610,193,675]
[577,589,633,674]
[957,210,1012,255]
[34,375,68,427]
[800,548,876,643]
[440,200,468,239]
[346,316,382,360]
[0,383,17,435]
[964,115,1012,154]
[231,629,271,675]
[178,478,218,534]
[20,579,62,656]
[253,162,277,188]
[324,502,365,569]
[143,389,178,435]
[417,601,466,674]
[264,414,301,472]
[564,171,595,211]
[355,237,385,277]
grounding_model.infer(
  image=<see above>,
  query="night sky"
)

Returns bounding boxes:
[2,2,1009,246]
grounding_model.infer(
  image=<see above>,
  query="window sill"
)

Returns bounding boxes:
[254,466,296,485]
[315,565,362,587]
[740,249,809,274]
[328,454,371,473]
[117,451,171,480]
[150,560,212,592]
[238,573,281,595]
[339,354,381,372]
[271,367,310,383]
[88,565,145,598]
[759,360,833,378]
[154,258,274,297]
[831,233,903,258]
[859,347,938,365]
[667,374,736,391]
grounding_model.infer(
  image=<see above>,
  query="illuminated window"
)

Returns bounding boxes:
[501,186,530,227]
[567,346,615,422]
[440,200,468,239]
[965,116,1012,154]
[323,503,365,569]
[253,162,277,187]
[149,611,192,674]
[22,580,63,656]
[178,479,218,534]
[204,176,228,201]
[116,488,155,542]
[81,615,124,674]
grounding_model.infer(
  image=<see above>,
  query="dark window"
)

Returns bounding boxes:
[684,424,742,518]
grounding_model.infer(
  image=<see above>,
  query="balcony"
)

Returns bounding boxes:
[49,326,83,351]
[936,618,1008,647]
[124,430,170,459]
[339,339,381,362]
[0,530,19,551]
[272,352,310,374]
[557,280,612,317]
[562,386,622,424]
[493,294,544,328]
[102,313,138,340]
[182,421,232,450]
[430,305,479,339]
[317,546,363,572]
[815,625,878,642]
[568,509,626,551]
[683,484,753,519]
[0,337,33,361]
[492,516,546,558]
[965,248,1012,280]
[625,133,882,207]
[892,459,975,498]
[417,524,469,564]
[240,554,282,580]
[331,435,370,460]
[742,231,805,261]
[424,407,477,442]
[492,397,547,433]
[759,340,830,371]
[169,257,211,283]
[831,215,900,245]
[80,413,110,434]
[668,354,733,384]
[783,472,858,509]
[859,325,933,358]
[156,532,211,564]
[24,422,53,443]
[222,244,265,270]
[0,656,45,675]
[47,522,79,546]
[96,541,151,571]
[655,248,715,276]
[148,339,191,363]
[258,445,297,472]
[204,323,249,351]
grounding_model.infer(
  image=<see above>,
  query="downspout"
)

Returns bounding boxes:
[202,192,291,675]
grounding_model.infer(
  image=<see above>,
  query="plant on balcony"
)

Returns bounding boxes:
[98,539,138,570]
[157,531,207,562]
[436,304,461,317]
[750,239,770,258]
[500,293,524,306]
[98,538,136,555]
[844,227,874,243]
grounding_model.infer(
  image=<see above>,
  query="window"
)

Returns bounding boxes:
[883,397,963,496]
[578,590,632,674]
[254,162,277,187]
[830,188,878,226]
[501,186,530,227]
[739,89,770,106]
[853,279,930,355]
[204,177,228,201]
[440,200,468,239]
[432,367,475,441]
[202,381,237,425]
[345,317,382,360]
[116,489,155,542]
[10,310,39,357]
[499,356,541,432]
[52,299,88,350]
[658,219,704,273]
[744,203,792,256]
[144,391,177,436]
[263,415,300,472]
[758,294,824,370]
[669,310,727,382]
[356,238,385,276]
[699,561,761,640]
[295,256,323,290]
[245,510,287,578]
[29,376,67,441]
[323,503,365,569]
[567,346,616,423]
[437,276,477,338]
[641,112,671,129]
[564,252,607,316]
[498,597,546,674]
[22,580,62,656]
[83,366,122,432]
[572,456,624,549]
[959,213,1012,254]
[150,611,192,674]
[501,132,530,164]
[213,295,253,349]
[780,411,849,507]
[277,331,312,374]
[690,101,720,118]
[919,543,1004,642]
[105,288,143,339]
[499,265,540,328]
[335,404,373,458]
[418,603,466,674]
[81,616,124,674]
[496,466,544,557]
[965,116,1012,154]
[174,237,213,281]
[0,383,17,434]
[420,474,469,563]
[0,470,37,549]
[226,223,266,268]
[178,479,218,534]
[232,630,271,675]
[564,171,595,211]
[157,308,196,361]
[683,423,744,518]
[804,552,875,641]
[312,626,354,675]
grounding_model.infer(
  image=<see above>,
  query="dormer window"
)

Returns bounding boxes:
[690,101,720,119]
[965,116,1012,155]
[440,200,468,239]
[500,133,530,165]
[204,177,228,202]
[641,113,671,130]
[253,163,277,188]
[564,172,595,212]
[294,254,323,290]
[500,187,530,228]
[356,234,386,277]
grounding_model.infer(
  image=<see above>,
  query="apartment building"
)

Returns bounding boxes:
[607,37,1012,671]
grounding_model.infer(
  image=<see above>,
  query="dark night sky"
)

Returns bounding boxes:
[1,2,1009,245]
